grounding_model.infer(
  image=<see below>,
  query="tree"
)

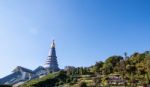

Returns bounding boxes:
[126,64,136,74]
[144,55,150,72]
[105,56,123,68]
[78,82,87,87]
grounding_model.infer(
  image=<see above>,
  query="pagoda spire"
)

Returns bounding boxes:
[44,40,59,72]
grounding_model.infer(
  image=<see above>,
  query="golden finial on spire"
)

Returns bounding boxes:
[51,40,55,48]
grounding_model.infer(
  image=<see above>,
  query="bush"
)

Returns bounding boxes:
[78,82,87,87]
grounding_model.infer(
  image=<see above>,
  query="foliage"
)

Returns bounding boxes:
[20,51,150,86]
[78,82,87,87]
[20,71,67,87]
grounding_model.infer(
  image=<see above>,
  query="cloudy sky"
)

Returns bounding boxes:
[0,0,150,78]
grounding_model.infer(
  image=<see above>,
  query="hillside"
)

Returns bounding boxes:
[13,51,150,87]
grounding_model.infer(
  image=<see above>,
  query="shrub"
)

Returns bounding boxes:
[78,82,87,87]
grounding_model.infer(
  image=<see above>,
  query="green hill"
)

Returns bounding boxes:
[19,71,68,87]
[19,51,150,87]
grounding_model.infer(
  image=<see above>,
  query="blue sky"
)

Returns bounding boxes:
[0,0,150,78]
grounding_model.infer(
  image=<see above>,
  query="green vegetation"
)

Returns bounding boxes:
[20,51,150,87]
[19,71,67,87]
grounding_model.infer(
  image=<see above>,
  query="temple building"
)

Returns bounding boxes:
[44,40,60,72]
[0,40,60,86]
